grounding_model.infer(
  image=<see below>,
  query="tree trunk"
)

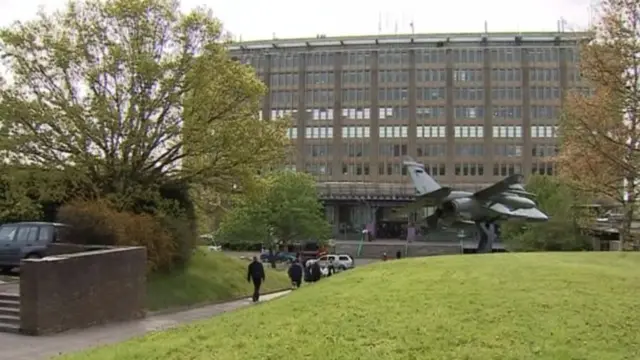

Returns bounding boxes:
[620,201,634,251]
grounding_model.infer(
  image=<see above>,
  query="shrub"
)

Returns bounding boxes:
[57,200,178,272]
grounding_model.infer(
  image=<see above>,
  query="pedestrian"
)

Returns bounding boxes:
[327,257,335,277]
[382,252,388,261]
[268,248,276,269]
[396,250,402,259]
[288,259,304,289]
[310,260,322,282]
[304,261,312,282]
[247,256,265,302]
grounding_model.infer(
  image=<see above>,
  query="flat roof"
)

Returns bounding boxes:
[229,31,592,52]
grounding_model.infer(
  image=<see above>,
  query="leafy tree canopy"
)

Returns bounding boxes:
[0,0,288,211]
[557,0,640,248]
[216,171,331,247]
[501,175,595,251]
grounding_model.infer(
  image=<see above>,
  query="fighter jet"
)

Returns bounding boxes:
[397,158,549,252]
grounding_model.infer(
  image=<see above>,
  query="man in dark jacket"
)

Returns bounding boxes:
[288,259,303,289]
[247,256,266,302]
[310,261,322,282]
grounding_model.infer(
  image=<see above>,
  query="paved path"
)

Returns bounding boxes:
[0,290,290,360]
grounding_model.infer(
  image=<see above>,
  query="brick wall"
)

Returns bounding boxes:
[20,246,146,335]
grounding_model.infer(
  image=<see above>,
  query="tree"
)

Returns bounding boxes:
[216,171,331,248]
[0,0,288,211]
[558,0,640,249]
[501,175,595,251]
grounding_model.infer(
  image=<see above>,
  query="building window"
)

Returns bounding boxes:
[416,106,445,120]
[379,144,407,157]
[492,126,522,138]
[491,87,522,101]
[342,126,371,138]
[379,126,408,138]
[455,144,485,156]
[304,126,334,139]
[417,126,446,138]
[453,69,483,82]
[493,106,522,119]
[271,109,295,119]
[530,86,561,100]
[379,107,409,120]
[287,128,297,139]
[531,125,558,138]
[490,68,522,82]
[494,144,522,157]
[454,126,484,138]
[454,87,485,100]
[342,108,371,120]
[416,87,445,101]
[454,106,484,119]
[417,69,447,82]
[305,108,334,120]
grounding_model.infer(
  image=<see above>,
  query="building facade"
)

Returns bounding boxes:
[229,32,591,239]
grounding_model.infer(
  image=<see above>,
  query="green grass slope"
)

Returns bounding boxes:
[66,253,640,360]
[146,250,291,311]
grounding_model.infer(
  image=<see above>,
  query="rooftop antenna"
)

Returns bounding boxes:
[410,19,415,35]
[394,20,398,34]
[272,32,276,39]
[484,20,488,35]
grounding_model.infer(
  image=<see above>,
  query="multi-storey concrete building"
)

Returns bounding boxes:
[229,32,591,239]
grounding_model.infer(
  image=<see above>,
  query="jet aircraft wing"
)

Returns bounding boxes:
[473,174,524,201]
[392,187,453,216]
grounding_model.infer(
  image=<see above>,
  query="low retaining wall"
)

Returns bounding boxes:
[335,242,462,259]
[20,246,147,335]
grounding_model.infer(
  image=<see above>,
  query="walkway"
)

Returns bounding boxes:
[0,290,290,360]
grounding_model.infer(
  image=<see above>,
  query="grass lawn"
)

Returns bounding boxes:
[145,249,291,311]
[63,252,640,360]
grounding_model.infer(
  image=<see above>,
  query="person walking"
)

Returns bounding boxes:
[310,260,322,282]
[247,256,266,302]
[288,259,304,289]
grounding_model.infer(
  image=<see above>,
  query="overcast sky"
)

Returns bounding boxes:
[0,0,596,40]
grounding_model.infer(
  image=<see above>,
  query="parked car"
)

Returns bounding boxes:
[260,251,297,263]
[0,222,70,273]
[307,254,354,271]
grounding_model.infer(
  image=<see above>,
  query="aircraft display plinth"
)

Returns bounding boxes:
[475,221,498,253]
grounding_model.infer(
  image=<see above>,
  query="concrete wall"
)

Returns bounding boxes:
[19,246,146,335]
[335,242,462,259]
[44,243,108,256]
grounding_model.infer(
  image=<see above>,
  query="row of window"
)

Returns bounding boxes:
[243,47,579,70]
[269,67,572,87]
[455,163,486,176]
[532,144,558,157]
[454,126,484,138]
[303,161,555,177]
[272,87,567,104]
[274,105,559,121]
[288,125,557,139]
[305,143,557,158]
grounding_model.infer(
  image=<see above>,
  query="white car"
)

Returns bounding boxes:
[307,254,354,271]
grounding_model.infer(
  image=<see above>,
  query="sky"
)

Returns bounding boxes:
[0,0,596,40]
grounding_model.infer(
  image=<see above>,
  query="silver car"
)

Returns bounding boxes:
[308,254,354,271]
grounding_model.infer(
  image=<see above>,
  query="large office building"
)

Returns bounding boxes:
[229,32,591,239]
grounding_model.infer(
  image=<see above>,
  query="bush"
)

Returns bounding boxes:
[57,200,179,272]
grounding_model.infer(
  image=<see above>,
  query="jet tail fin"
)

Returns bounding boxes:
[404,157,445,196]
